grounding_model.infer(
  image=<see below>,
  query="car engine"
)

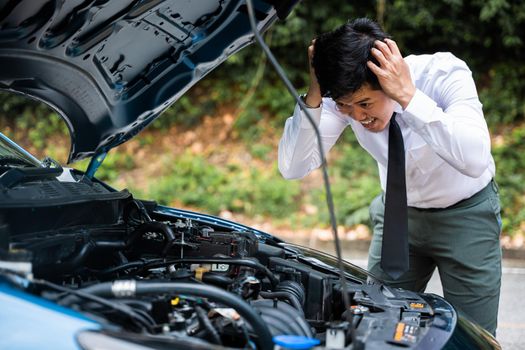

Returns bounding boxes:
[0,174,455,350]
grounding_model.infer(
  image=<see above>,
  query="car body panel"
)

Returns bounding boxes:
[0,279,101,350]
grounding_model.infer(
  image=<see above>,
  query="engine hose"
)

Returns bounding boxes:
[275,280,305,306]
[69,281,273,350]
[95,261,148,276]
[145,258,279,287]
[37,240,123,276]
[194,305,222,345]
[259,291,302,313]
[251,299,313,338]
[126,221,176,256]
[38,280,154,333]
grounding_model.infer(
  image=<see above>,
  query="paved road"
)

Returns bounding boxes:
[341,250,525,350]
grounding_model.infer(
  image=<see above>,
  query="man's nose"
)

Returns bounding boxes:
[353,109,366,121]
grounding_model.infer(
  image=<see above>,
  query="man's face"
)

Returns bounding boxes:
[334,84,395,132]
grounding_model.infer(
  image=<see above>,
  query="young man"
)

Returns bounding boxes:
[278,18,501,335]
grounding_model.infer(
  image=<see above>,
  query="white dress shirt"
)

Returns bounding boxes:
[278,52,495,208]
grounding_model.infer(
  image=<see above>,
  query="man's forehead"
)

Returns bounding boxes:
[336,85,375,104]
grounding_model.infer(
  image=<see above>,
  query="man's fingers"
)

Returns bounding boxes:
[371,47,389,68]
[367,60,383,76]
[374,40,393,59]
[385,38,402,57]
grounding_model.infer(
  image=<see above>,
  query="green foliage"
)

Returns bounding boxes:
[249,142,273,161]
[147,152,301,218]
[492,124,525,235]
[480,64,525,126]
[0,92,68,143]
[90,152,136,183]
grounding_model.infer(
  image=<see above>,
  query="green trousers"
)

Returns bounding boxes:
[367,180,502,335]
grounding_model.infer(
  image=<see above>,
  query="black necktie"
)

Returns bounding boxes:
[381,113,409,280]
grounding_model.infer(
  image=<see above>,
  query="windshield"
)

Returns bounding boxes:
[0,132,42,168]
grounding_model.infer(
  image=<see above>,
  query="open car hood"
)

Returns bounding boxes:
[0,0,296,163]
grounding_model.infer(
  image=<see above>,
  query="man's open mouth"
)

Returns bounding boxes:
[361,117,376,126]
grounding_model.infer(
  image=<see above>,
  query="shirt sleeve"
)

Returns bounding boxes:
[278,100,348,179]
[401,54,491,178]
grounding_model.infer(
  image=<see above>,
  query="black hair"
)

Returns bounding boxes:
[312,18,390,100]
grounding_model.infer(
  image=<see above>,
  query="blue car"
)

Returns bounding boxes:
[0,1,501,349]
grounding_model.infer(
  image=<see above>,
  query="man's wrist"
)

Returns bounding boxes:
[397,86,416,110]
[300,93,321,109]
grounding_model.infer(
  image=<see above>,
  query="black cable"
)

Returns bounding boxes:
[259,291,302,313]
[244,0,356,345]
[119,299,158,326]
[32,279,155,332]
[237,321,255,350]
[195,305,222,345]
[67,281,273,350]
[93,258,163,277]
[144,258,279,287]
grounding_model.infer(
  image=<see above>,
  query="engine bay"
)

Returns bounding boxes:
[0,182,454,349]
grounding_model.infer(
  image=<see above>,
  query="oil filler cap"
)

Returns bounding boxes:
[273,335,320,349]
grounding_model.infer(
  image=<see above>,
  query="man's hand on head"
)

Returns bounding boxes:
[367,39,416,110]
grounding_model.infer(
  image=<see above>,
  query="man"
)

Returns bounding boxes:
[277,18,501,335]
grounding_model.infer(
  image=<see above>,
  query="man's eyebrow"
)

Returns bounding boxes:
[336,97,371,105]
[354,97,372,104]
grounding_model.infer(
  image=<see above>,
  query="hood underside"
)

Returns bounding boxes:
[0,0,295,163]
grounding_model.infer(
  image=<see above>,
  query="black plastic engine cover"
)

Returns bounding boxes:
[2,190,133,235]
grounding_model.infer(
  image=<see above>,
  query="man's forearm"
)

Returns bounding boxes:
[278,105,324,179]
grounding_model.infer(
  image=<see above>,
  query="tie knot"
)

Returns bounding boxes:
[390,112,398,126]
